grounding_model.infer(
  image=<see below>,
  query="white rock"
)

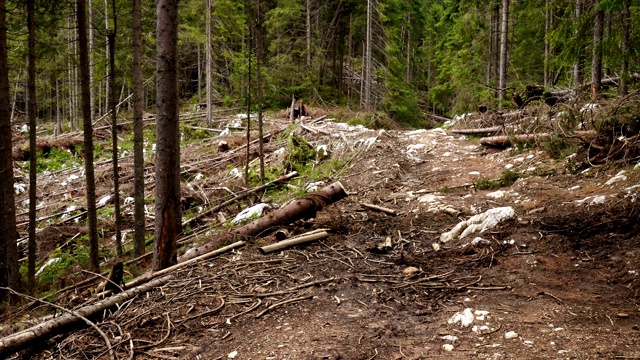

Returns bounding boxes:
[274,147,286,156]
[13,183,26,195]
[504,331,518,340]
[124,196,135,206]
[442,344,454,352]
[468,171,480,176]
[448,308,475,327]
[232,203,274,224]
[305,181,325,192]
[471,237,490,246]
[228,350,238,358]
[486,190,506,199]
[474,310,490,321]
[505,164,514,170]
[228,167,243,179]
[441,335,458,342]
[432,242,441,251]
[440,207,517,243]
[569,185,581,191]
[605,170,628,185]
[98,195,112,207]
[20,124,28,133]
[36,258,61,277]
[219,127,231,137]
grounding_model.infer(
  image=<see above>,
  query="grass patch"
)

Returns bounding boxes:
[475,170,521,190]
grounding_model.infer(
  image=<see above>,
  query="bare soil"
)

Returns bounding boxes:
[3,114,640,359]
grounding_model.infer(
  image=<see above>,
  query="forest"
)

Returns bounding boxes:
[1,0,638,126]
[1,0,640,357]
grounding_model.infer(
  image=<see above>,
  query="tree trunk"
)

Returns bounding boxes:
[108,0,122,257]
[364,0,372,111]
[153,0,180,271]
[55,79,61,136]
[620,0,630,96]
[573,0,584,88]
[244,25,251,185]
[206,0,212,127]
[77,0,100,273]
[498,0,509,106]
[89,0,95,120]
[306,0,311,71]
[591,2,603,99]
[132,0,145,257]
[544,0,550,87]
[257,0,265,184]
[0,0,19,303]
[27,0,37,293]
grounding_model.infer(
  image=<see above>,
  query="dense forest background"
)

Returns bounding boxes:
[4,0,638,129]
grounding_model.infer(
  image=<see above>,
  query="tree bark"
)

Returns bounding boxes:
[107,0,122,257]
[206,0,212,127]
[257,0,265,184]
[89,0,95,120]
[591,2,603,99]
[132,0,145,257]
[620,1,630,96]
[153,0,180,270]
[77,0,100,272]
[0,0,19,303]
[498,0,509,106]
[544,0,550,87]
[364,0,372,111]
[573,0,584,88]
[306,0,311,71]
[27,0,37,293]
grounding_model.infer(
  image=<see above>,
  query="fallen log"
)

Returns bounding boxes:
[361,203,397,216]
[259,230,329,254]
[0,275,173,358]
[179,181,348,261]
[450,126,502,136]
[181,171,298,230]
[480,130,597,147]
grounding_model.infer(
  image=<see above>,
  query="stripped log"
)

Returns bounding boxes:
[260,230,329,254]
[480,130,597,147]
[450,126,502,136]
[0,275,173,358]
[361,203,397,216]
[180,181,348,261]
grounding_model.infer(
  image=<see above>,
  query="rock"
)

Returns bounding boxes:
[448,308,475,327]
[402,266,420,276]
[442,344,454,352]
[504,331,518,340]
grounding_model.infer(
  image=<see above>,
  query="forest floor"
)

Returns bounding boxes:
[2,108,640,359]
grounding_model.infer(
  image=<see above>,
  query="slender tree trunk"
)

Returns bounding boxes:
[77,0,100,272]
[620,0,630,96]
[108,0,122,257]
[153,0,180,270]
[89,0,95,120]
[244,25,251,186]
[104,0,109,115]
[364,0,372,111]
[405,13,411,83]
[489,1,499,88]
[27,0,37,293]
[257,0,264,184]
[132,0,145,257]
[206,0,212,127]
[197,43,201,105]
[591,1,603,99]
[0,0,19,303]
[573,0,584,88]
[55,79,61,136]
[306,0,311,71]
[544,0,550,87]
[498,0,509,106]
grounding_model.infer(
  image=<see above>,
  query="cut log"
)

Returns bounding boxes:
[480,130,597,147]
[0,275,173,358]
[259,230,329,254]
[180,181,348,261]
[450,126,502,136]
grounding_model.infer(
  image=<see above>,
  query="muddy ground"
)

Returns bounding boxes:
[2,113,640,359]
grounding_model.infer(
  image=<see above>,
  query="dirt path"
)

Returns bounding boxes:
[7,122,640,359]
[185,126,639,359]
